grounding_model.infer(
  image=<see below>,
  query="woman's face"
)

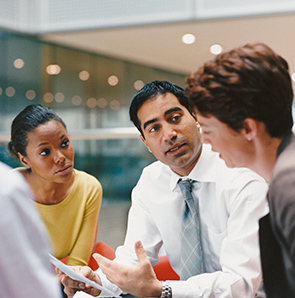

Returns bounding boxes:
[196,113,254,168]
[18,119,74,183]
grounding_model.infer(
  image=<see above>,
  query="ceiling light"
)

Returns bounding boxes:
[210,44,223,55]
[14,58,24,69]
[97,97,107,108]
[182,34,195,45]
[44,92,54,103]
[26,90,36,100]
[108,75,119,86]
[46,64,61,75]
[71,95,82,106]
[55,92,65,103]
[110,100,120,110]
[79,70,90,81]
[134,80,144,90]
[291,72,295,82]
[5,87,15,97]
[87,97,97,108]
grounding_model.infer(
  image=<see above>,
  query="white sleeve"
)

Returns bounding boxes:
[0,166,62,298]
[98,180,163,296]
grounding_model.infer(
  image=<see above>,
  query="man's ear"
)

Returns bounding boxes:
[140,135,152,153]
[17,152,31,169]
[243,118,258,141]
[192,113,201,131]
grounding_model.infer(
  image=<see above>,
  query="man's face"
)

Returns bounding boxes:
[138,92,202,176]
[196,112,253,168]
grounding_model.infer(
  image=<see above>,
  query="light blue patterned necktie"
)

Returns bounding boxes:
[178,178,203,280]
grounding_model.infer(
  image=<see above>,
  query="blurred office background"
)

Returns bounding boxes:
[1,0,295,249]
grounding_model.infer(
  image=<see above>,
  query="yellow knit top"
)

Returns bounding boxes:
[35,169,102,266]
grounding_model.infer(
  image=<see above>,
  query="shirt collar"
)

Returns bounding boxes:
[169,144,218,191]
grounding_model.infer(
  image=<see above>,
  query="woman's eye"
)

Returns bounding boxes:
[61,139,69,148]
[40,149,50,156]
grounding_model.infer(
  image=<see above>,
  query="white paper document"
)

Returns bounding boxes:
[73,291,93,298]
[49,254,121,298]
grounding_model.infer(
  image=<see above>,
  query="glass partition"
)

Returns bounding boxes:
[0,30,186,202]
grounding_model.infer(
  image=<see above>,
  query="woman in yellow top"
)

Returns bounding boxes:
[8,104,102,266]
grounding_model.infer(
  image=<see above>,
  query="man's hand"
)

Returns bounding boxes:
[59,266,102,298]
[94,241,162,298]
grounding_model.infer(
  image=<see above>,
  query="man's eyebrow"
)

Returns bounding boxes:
[164,107,182,117]
[143,107,183,131]
[143,119,156,131]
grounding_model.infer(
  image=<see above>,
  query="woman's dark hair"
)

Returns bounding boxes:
[186,42,294,138]
[8,104,66,159]
[129,80,191,136]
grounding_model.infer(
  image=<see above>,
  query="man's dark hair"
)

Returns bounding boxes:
[186,42,294,138]
[129,80,190,136]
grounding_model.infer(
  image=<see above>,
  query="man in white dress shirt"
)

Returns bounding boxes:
[61,81,268,298]
[0,161,62,298]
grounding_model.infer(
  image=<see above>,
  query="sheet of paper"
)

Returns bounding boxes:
[73,291,93,298]
[49,254,121,298]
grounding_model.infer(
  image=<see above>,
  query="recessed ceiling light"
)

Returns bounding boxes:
[182,34,195,45]
[108,75,119,86]
[110,100,120,110]
[97,97,107,108]
[5,87,15,97]
[14,58,24,69]
[210,44,223,55]
[79,70,90,81]
[87,97,97,108]
[46,64,61,75]
[55,92,65,103]
[44,92,54,103]
[26,90,36,100]
[71,95,82,106]
[134,80,144,90]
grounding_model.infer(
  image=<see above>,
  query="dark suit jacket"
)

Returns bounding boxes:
[261,132,295,297]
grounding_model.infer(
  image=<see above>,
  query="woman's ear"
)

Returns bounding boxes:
[243,118,258,141]
[17,152,31,169]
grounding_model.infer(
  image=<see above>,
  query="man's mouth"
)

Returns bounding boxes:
[166,143,185,154]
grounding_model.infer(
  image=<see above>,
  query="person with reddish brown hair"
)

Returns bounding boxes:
[186,42,295,298]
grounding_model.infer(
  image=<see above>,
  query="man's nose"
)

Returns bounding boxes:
[163,125,177,142]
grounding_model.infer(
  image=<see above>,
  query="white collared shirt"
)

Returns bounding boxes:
[99,144,269,298]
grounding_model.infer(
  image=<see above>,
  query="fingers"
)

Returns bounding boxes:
[135,240,151,269]
[93,253,118,278]
[134,241,146,263]
[60,266,101,297]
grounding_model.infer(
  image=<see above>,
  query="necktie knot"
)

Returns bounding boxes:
[178,179,194,202]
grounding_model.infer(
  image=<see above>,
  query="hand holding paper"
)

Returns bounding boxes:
[49,254,120,298]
